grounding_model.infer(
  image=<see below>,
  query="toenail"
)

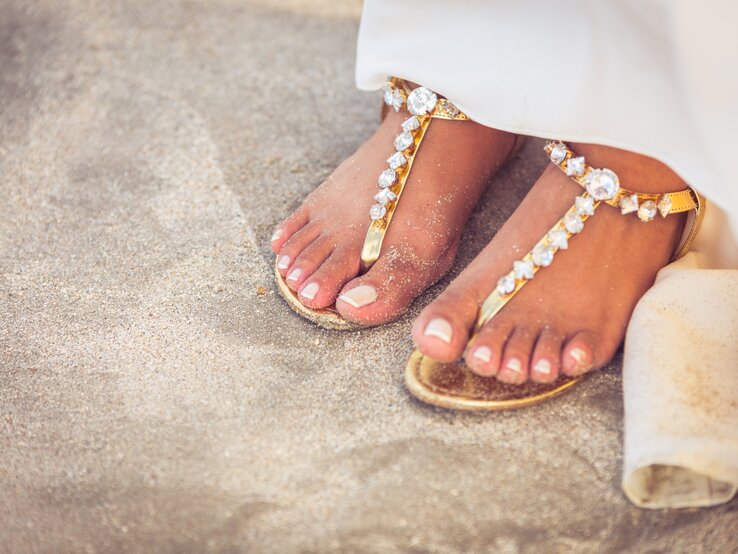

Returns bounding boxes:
[271,229,283,242]
[338,284,377,309]
[424,318,453,344]
[505,357,522,373]
[277,255,290,270]
[300,282,319,300]
[569,347,588,365]
[472,346,492,363]
[286,267,302,281]
[534,359,552,375]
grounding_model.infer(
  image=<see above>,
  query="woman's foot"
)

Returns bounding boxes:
[412,143,688,384]
[271,105,517,326]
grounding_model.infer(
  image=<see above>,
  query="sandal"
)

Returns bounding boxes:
[405,141,706,410]
[275,77,520,330]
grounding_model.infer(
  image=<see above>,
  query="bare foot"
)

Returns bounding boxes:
[412,143,688,383]
[271,103,517,325]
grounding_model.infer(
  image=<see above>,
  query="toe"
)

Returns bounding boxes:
[296,247,361,308]
[412,286,481,363]
[276,223,321,276]
[497,326,535,384]
[530,327,563,383]
[464,320,513,377]
[285,237,333,291]
[271,208,309,253]
[562,330,598,376]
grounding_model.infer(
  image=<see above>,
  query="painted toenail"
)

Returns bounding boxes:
[338,284,377,309]
[505,358,522,373]
[286,267,302,281]
[424,318,453,344]
[472,346,492,363]
[277,255,290,270]
[300,282,319,300]
[534,359,551,375]
[569,347,588,364]
[271,229,283,242]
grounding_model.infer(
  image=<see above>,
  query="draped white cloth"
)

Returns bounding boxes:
[356,0,738,508]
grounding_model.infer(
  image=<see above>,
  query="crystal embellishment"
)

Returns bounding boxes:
[387,152,407,170]
[619,194,639,215]
[585,168,620,200]
[401,116,421,132]
[547,229,568,250]
[443,101,459,118]
[513,260,535,280]
[638,200,658,222]
[374,189,397,206]
[657,195,672,217]
[549,143,568,165]
[497,273,516,295]
[407,87,438,116]
[377,169,396,189]
[566,156,585,176]
[394,132,414,152]
[575,195,595,216]
[369,204,387,221]
[564,212,584,234]
[532,245,554,267]
[383,83,394,106]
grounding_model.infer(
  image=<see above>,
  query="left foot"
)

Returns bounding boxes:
[411,142,688,384]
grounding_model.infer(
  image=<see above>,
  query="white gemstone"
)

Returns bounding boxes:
[394,131,414,151]
[377,169,397,189]
[657,195,672,217]
[497,273,516,295]
[564,212,584,234]
[566,156,586,176]
[387,152,407,170]
[513,260,535,280]
[549,143,568,165]
[531,244,554,267]
[374,188,397,206]
[401,116,421,132]
[638,200,658,222]
[443,100,459,117]
[575,195,595,216]
[585,168,620,200]
[369,204,387,221]
[383,83,394,106]
[547,228,568,250]
[619,194,639,215]
[406,87,438,116]
[391,89,403,111]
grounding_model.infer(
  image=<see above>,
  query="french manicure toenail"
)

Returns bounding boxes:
[287,268,302,281]
[424,318,453,344]
[534,359,552,375]
[570,347,588,364]
[338,284,377,308]
[473,346,492,363]
[277,255,290,270]
[300,282,319,300]
[271,229,283,242]
[506,358,522,373]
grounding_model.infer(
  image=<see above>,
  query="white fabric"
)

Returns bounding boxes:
[355,0,738,508]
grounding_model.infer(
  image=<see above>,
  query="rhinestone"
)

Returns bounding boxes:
[374,188,397,206]
[547,228,569,250]
[619,194,639,215]
[377,169,397,189]
[531,244,554,267]
[407,87,438,116]
[549,143,568,165]
[575,195,595,216]
[443,100,459,117]
[566,156,585,176]
[657,195,672,217]
[637,200,658,222]
[513,260,535,280]
[391,89,403,111]
[401,116,421,132]
[564,212,584,234]
[382,83,394,106]
[585,168,620,200]
[387,152,407,170]
[497,273,516,295]
[394,131,414,152]
[369,204,387,221]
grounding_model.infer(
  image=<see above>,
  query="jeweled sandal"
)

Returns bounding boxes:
[276,77,475,330]
[405,141,706,410]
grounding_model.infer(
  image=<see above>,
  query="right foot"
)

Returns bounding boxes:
[271,103,518,326]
